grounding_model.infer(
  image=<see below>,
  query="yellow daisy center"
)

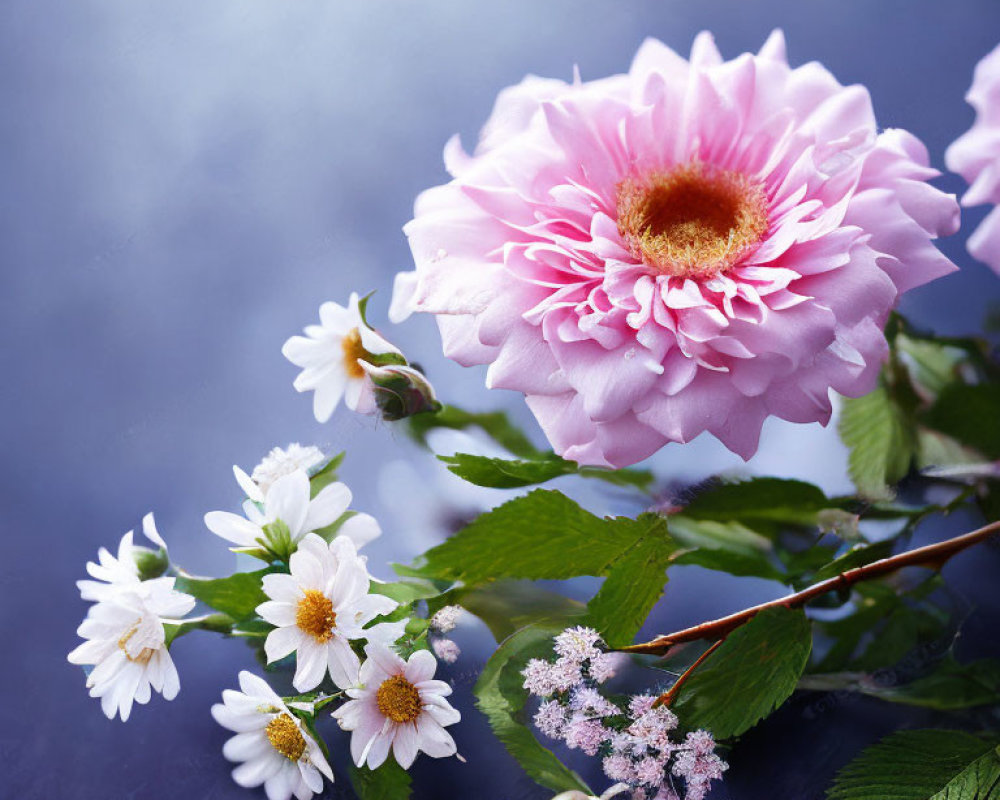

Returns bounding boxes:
[375,675,422,723]
[265,714,306,762]
[295,589,337,643]
[616,162,768,280]
[341,327,368,379]
[117,622,155,665]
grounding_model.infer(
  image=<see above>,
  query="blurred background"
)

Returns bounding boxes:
[2,1,999,797]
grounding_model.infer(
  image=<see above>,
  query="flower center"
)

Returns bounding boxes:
[375,675,422,723]
[295,590,337,643]
[616,162,768,279]
[341,328,368,379]
[117,620,156,664]
[265,714,306,761]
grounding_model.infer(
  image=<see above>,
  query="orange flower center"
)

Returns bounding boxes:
[265,714,306,761]
[341,328,368,379]
[296,590,337,643]
[616,162,768,279]
[375,675,422,723]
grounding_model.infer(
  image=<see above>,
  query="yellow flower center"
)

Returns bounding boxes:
[296,590,337,643]
[117,622,155,665]
[375,675,422,723]
[265,714,306,761]
[341,327,368,379]
[616,162,768,280]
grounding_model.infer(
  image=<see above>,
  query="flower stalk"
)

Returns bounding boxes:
[624,519,1000,657]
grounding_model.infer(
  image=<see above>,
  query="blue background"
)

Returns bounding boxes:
[2,1,999,798]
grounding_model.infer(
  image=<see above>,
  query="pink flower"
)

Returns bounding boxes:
[394,30,958,467]
[947,42,1000,275]
[533,699,570,739]
[331,643,460,769]
[564,717,608,756]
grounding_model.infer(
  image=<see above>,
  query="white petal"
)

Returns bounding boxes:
[337,513,381,548]
[266,470,311,538]
[303,482,352,533]
[205,511,262,547]
[264,626,302,663]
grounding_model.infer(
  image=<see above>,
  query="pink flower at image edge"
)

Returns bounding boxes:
[947,41,1000,275]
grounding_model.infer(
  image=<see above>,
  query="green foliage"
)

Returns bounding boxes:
[672,607,812,739]
[415,490,675,585]
[923,384,1000,460]
[474,625,592,794]
[670,547,787,582]
[349,760,412,800]
[828,729,1000,800]
[308,452,345,498]
[839,376,919,500]
[438,452,576,488]
[863,658,1000,711]
[679,477,832,529]
[175,570,268,621]
[456,582,586,643]
[586,534,674,647]
[407,405,539,458]
[369,578,446,606]
[439,451,653,490]
[811,540,894,583]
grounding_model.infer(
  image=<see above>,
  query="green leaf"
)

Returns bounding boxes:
[308,452,345,498]
[670,547,787,582]
[680,477,831,529]
[415,491,675,585]
[839,377,919,499]
[438,453,576,488]
[474,624,592,794]
[896,332,968,396]
[369,578,446,606]
[867,658,1000,711]
[407,405,539,458]
[665,516,772,557]
[457,581,586,643]
[439,452,654,491]
[587,531,674,647]
[672,607,812,739]
[811,540,895,583]
[175,571,268,621]
[828,729,1000,800]
[923,383,1000,460]
[349,759,412,800]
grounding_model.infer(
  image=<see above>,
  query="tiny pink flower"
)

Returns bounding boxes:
[628,694,658,718]
[635,755,667,787]
[571,686,620,717]
[533,700,570,740]
[588,653,618,684]
[431,637,461,664]
[564,717,608,756]
[554,626,604,662]
[681,730,717,756]
[603,754,636,782]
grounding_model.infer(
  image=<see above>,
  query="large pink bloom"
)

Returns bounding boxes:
[393,31,959,468]
[947,42,1000,275]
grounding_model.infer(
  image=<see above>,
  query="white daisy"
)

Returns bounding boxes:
[256,533,398,691]
[67,578,195,721]
[212,671,333,800]
[250,444,326,495]
[332,642,461,770]
[77,512,169,601]
[282,292,403,423]
[205,468,363,555]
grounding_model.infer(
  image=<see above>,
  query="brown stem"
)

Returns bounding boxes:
[653,639,724,708]
[623,519,1000,657]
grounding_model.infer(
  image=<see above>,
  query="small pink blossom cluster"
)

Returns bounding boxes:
[523,628,726,800]
[429,604,463,664]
